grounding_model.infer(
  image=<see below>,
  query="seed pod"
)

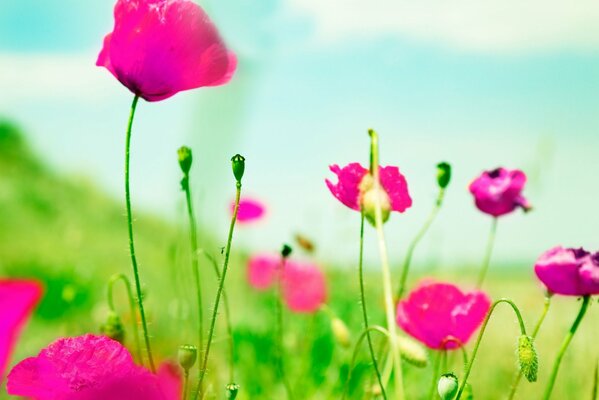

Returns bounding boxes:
[178,344,198,372]
[177,146,193,175]
[100,311,125,344]
[436,162,451,189]
[231,154,245,182]
[226,383,240,399]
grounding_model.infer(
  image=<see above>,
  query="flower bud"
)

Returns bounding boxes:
[226,383,240,399]
[359,174,391,226]
[331,318,351,348]
[437,373,459,400]
[178,344,198,371]
[397,335,428,368]
[231,154,245,182]
[177,146,193,175]
[518,335,538,382]
[100,311,125,344]
[436,162,451,189]
[281,244,293,259]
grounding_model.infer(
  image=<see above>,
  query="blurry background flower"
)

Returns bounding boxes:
[534,246,599,296]
[469,167,530,217]
[234,197,266,224]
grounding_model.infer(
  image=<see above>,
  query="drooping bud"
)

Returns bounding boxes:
[436,162,451,189]
[518,335,538,382]
[100,311,125,344]
[178,344,198,372]
[397,335,428,368]
[281,244,293,259]
[359,174,391,226]
[331,318,351,348]
[231,154,245,183]
[177,146,193,175]
[437,373,459,400]
[226,383,240,399]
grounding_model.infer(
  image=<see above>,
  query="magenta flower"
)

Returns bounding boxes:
[325,163,412,223]
[469,167,531,217]
[7,334,180,400]
[247,253,279,290]
[281,259,327,313]
[234,197,266,224]
[0,279,43,384]
[534,246,599,296]
[396,281,491,350]
[97,0,237,102]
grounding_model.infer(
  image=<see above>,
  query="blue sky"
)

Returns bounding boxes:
[1,0,598,269]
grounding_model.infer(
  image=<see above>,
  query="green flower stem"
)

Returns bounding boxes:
[181,171,204,379]
[427,351,443,400]
[456,299,527,400]
[275,255,294,400]
[123,94,155,373]
[342,326,390,400]
[476,217,498,288]
[183,371,190,400]
[507,293,553,400]
[198,250,235,383]
[542,295,591,400]
[369,129,405,400]
[194,181,242,400]
[396,188,445,299]
[591,358,598,400]
[358,211,388,400]
[107,273,143,364]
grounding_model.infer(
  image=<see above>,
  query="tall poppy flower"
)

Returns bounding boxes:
[468,167,530,217]
[534,246,599,296]
[396,281,491,350]
[7,334,180,400]
[325,163,412,224]
[97,0,237,101]
[0,279,43,384]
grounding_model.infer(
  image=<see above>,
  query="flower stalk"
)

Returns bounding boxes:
[476,217,498,288]
[275,245,294,400]
[106,273,142,363]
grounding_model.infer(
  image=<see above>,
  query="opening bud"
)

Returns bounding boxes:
[226,383,240,399]
[359,174,391,226]
[437,373,459,400]
[178,344,198,372]
[177,146,193,175]
[331,318,351,348]
[231,154,245,182]
[397,335,428,368]
[436,162,451,189]
[518,335,538,382]
[100,311,125,344]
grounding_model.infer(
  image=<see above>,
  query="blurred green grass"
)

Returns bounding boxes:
[1,121,597,399]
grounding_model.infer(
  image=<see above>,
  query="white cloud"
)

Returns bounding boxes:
[289,0,599,53]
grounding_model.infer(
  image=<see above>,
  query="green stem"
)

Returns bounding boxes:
[368,129,405,400]
[396,188,444,299]
[342,326,390,400]
[123,94,155,373]
[592,358,599,400]
[182,173,204,380]
[476,218,498,288]
[275,255,294,400]
[194,182,242,400]
[456,299,527,400]
[427,351,443,400]
[507,294,552,400]
[183,371,190,400]
[107,273,143,364]
[199,250,235,383]
[358,211,388,400]
[542,295,590,400]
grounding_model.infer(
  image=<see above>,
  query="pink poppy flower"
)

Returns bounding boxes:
[97,0,237,102]
[234,197,266,223]
[281,259,327,313]
[247,253,280,290]
[396,281,491,350]
[325,163,412,224]
[534,246,599,296]
[469,167,531,217]
[0,279,43,384]
[7,334,180,400]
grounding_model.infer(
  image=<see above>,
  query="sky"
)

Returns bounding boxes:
[1,0,599,269]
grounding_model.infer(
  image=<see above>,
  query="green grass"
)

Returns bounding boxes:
[1,121,597,399]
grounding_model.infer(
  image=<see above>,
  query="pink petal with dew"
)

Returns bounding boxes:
[379,166,412,212]
[281,260,327,313]
[234,197,266,223]
[247,253,280,290]
[7,334,174,400]
[97,0,236,101]
[325,163,368,211]
[0,279,43,384]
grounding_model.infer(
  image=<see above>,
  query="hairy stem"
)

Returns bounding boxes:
[107,273,143,364]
